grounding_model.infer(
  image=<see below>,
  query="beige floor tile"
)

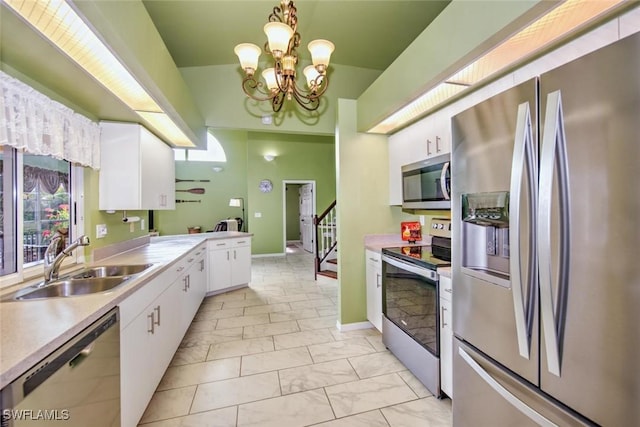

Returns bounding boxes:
[381,397,452,427]
[365,334,388,352]
[138,406,237,427]
[289,297,335,310]
[169,344,210,367]
[221,297,269,309]
[269,308,319,322]
[185,319,217,333]
[180,327,243,347]
[193,307,244,322]
[158,358,240,390]
[273,329,335,350]
[190,372,280,413]
[266,293,311,304]
[316,306,339,316]
[348,351,408,378]
[325,373,418,418]
[241,346,312,376]
[298,315,337,330]
[139,386,196,424]
[243,302,292,315]
[215,313,270,330]
[242,320,299,339]
[207,337,274,360]
[331,328,381,341]
[398,370,432,398]
[279,359,359,394]
[237,389,335,427]
[308,338,376,363]
[312,410,390,427]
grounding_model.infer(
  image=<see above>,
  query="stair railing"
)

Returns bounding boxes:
[314,200,337,279]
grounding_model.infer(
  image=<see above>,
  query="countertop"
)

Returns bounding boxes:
[364,234,451,277]
[0,231,250,389]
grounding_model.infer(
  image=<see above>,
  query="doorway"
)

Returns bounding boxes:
[283,180,316,254]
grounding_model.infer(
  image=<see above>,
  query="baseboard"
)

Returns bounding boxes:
[251,253,285,258]
[336,320,374,332]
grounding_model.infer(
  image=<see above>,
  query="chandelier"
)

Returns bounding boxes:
[234,1,335,112]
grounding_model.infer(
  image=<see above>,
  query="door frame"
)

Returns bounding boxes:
[282,179,316,254]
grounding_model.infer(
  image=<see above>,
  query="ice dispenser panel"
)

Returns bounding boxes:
[461,192,510,285]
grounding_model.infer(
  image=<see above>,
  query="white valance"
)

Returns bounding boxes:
[0,71,100,169]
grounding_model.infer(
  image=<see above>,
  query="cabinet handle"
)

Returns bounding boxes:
[177,266,184,273]
[369,257,378,262]
[188,257,194,263]
[216,243,226,247]
[376,273,381,288]
[237,240,246,244]
[227,251,230,260]
[199,259,205,271]
[154,306,161,327]
[445,288,452,294]
[183,276,189,292]
[187,274,191,289]
[234,250,237,260]
[436,136,441,153]
[147,312,155,334]
[441,306,448,327]
[427,139,433,156]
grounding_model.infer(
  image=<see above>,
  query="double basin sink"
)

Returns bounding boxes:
[9,263,154,301]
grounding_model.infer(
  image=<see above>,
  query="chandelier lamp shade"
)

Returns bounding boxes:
[234,0,334,112]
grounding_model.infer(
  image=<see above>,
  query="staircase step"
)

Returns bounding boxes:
[317,270,338,279]
[327,258,338,265]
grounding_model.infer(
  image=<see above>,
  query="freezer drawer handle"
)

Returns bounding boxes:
[458,347,558,427]
[539,90,571,377]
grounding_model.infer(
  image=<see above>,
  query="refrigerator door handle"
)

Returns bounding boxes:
[539,90,572,377]
[440,162,451,200]
[509,102,537,359]
[459,346,559,427]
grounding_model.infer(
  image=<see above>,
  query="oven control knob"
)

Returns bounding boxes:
[438,224,444,229]
[432,224,437,229]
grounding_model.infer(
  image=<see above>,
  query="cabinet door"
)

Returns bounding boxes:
[440,296,453,398]
[365,250,382,332]
[208,248,231,292]
[140,127,175,210]
[230,244,251,287]
[121,300,162,427]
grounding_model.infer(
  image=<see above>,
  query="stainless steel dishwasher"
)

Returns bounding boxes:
[1,308,120,426]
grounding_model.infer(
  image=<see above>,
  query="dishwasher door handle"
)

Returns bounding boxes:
[68,344,94,368]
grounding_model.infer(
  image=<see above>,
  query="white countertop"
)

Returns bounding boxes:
[0,231,250,389]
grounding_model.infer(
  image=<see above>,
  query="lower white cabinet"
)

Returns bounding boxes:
[365,249,383,332]
[439,274,453,398]
[119,245,206,427]
[208,238,252,293]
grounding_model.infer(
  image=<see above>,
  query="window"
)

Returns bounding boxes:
[0,147,81,286]
[174,131,227,162]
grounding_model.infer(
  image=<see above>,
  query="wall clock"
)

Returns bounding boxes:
[259,179,273,193]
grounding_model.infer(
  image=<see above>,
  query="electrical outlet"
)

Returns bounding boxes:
[255,212,262,218]
[419,215,425,226]
[141,219,146,230]
[96,224,107,239]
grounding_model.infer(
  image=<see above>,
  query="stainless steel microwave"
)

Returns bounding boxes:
[401,153,451,209]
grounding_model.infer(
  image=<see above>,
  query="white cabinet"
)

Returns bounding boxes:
[208,237,252,294]
[439,274,453,398]
[365,249,383,332]
[99,122,175,211]
[119,245,206,427]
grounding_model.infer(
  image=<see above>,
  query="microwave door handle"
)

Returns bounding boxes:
[509,102,536,360]
[539,90,571,377]
[440,162,450,200]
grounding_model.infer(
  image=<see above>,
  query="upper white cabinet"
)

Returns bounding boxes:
[99,122,175,211]
[388,110,452,205]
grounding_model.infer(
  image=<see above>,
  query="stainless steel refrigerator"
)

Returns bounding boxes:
[451,32,640,426]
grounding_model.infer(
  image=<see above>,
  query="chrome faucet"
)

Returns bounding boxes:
[43,234,90,284]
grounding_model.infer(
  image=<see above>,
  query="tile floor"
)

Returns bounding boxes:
[138,245,452,427]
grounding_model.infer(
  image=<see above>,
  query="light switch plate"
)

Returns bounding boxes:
[141,219,146,230]
[419,215,425,226]
[255,212,262,218]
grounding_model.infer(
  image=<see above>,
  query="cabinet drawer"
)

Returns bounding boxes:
[208,237,251,251]
[440,275,452,302]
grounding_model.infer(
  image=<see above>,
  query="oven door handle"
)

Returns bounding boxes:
[382,255,437,281]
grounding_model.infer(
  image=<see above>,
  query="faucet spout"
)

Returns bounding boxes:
[43,234,91,284]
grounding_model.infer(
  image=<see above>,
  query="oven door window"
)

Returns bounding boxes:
[383,260,439,356]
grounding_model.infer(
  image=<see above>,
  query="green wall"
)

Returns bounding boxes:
[246,132,336,255]
[156,130,248,235]
[286,184,302,241]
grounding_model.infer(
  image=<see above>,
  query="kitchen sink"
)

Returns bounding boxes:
[71,263,154,279]
[5,263,155,301]
[13,277,129,300]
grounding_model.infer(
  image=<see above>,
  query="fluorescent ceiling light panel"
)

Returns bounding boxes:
[136,112,194,147]
[5,0,162,113]
[368,0,624,134]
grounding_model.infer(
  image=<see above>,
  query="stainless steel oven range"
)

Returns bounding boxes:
[381,218,451,398]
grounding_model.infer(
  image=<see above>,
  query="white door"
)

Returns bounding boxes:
[299,184,314,253]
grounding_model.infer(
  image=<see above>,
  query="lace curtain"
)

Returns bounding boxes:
[0,71,100,169]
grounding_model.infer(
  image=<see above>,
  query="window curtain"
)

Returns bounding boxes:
[23,165,69,194]
[0,71,100,169]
